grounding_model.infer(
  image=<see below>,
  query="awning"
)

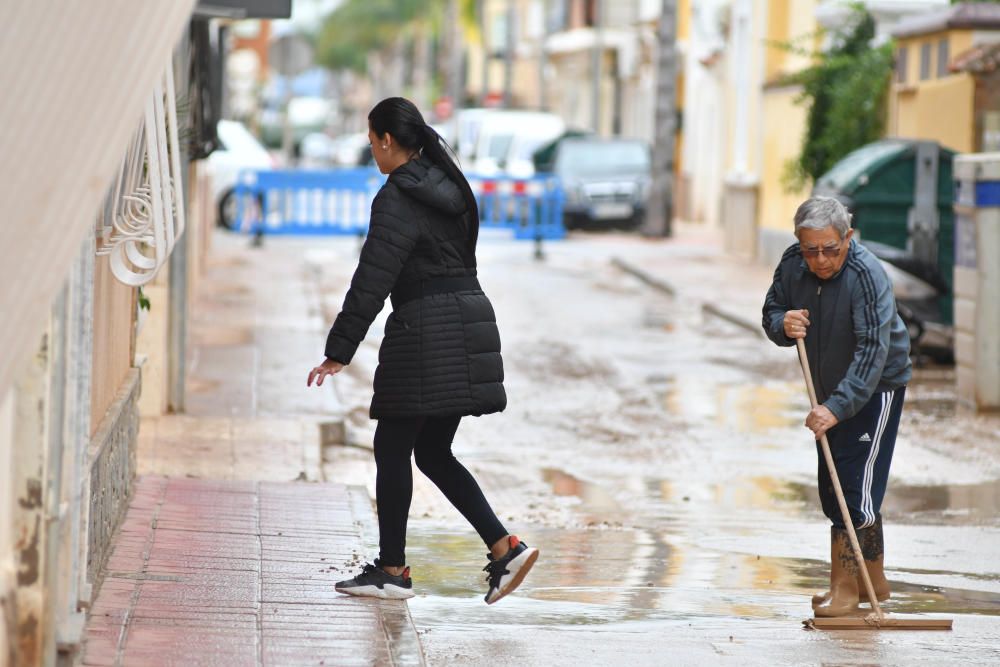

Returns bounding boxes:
[194,0,291,19]
[545,27,636,56]
[951,42,1000,74]
[544,28,641,78]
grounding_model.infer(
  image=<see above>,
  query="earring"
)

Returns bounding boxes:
[382,145,388,150]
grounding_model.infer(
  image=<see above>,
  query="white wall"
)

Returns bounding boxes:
[0,0,197,408]
[681,0,729,225]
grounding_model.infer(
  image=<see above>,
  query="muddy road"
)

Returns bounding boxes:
[312,234,1000,666]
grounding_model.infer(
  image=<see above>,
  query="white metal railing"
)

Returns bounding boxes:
[96,61,186,285]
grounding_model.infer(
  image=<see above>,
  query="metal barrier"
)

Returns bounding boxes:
[232,168,565,240]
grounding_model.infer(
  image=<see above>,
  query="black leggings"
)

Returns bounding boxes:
[373,416,508,566]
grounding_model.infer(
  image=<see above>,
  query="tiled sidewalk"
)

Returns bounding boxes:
[82,477,424,666]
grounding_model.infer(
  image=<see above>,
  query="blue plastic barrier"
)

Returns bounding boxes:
[232,168,565,240]
[234,168,385,236]
[469,173,566,240]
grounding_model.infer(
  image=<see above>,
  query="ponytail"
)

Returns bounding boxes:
[369,97,480,249]
[420,124,480,247]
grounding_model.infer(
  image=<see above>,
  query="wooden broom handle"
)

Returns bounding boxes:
[796,338,884,621]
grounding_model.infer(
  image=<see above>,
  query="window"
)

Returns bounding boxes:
[920,42,932,80]
[896,46,908,84]
[526,0,544,39]
[938,38,950,77]
[547,2,567,32]
[489,13,509,54]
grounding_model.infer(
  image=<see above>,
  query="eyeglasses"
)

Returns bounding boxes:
[801,242,844,259]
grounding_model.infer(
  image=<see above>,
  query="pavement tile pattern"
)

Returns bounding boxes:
[82,476,424,666]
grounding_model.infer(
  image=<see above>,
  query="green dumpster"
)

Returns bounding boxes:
[813,139,956,325]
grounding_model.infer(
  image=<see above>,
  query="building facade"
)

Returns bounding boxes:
[0,2,256,663]
[888,3,1000,154]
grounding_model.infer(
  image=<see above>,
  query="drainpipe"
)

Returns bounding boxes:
[39,285,68,667]
[591,0,603,134]
[55,232,95,657]
[168,42,191,414]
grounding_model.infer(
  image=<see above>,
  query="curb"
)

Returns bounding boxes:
[348,485,427,667]
[611,256,765,339]
[611,257,676,296]
[701,302,766,339]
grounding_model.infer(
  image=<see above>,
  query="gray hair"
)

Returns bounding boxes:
[793,196,852,239]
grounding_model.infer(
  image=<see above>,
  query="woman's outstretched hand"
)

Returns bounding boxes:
[307,359,344,387]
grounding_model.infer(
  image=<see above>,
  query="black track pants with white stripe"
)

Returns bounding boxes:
[817,387,906,529]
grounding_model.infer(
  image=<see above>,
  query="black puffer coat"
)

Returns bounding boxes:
[324,157,506,419]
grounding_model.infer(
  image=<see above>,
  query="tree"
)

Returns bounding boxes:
[315,0,426,73]
[782,5,895,189]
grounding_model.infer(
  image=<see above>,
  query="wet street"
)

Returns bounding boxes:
[310,232,1000,666]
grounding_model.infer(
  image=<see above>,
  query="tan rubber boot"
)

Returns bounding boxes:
[812,518,889,608]
[859,517,890,603]
[813,527,861,617]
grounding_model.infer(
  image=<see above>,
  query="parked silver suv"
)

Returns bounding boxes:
[550,138,652,230]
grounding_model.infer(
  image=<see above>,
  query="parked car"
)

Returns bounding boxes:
[447,107,490,166]
[299,132,338,168]
[206,120,276,229]
[548,137,652,230]
[330,132,372,168]
[259,96,336,151]
[470,110,566,176]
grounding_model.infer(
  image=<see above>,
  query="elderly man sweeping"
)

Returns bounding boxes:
[762,196,912,617]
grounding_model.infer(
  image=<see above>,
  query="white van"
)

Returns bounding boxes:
[470,110,566,178]
[449,108,490,166]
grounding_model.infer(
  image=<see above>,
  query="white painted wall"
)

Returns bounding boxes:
[681,0,729,226]
[0,0,197,407]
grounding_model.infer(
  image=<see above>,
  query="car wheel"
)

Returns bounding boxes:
[218,189,263,231]
[218,188,238,230]
[627,210,646,231]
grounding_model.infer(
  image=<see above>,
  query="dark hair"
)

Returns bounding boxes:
[368,97,479,247]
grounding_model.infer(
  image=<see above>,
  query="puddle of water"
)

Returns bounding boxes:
[405,524,893,625]
[890,479,1000,520]
[186,377,221,394]
[193,325,254,347]
[787,479,1000,525]
[641,305,676,330]
[907,397,957,419]
[405,525,672,626]
[708,476,812,513]
[406,522,809,617]
[658,377,803,433]
[404,519,1000,658]
[786,558,1000,617]
[542,468,623,519]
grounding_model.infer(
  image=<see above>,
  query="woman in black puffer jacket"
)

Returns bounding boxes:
[307,98,538,604]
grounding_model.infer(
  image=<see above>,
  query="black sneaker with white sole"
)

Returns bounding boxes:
[335,559,415,600]
[483,536,539,605]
